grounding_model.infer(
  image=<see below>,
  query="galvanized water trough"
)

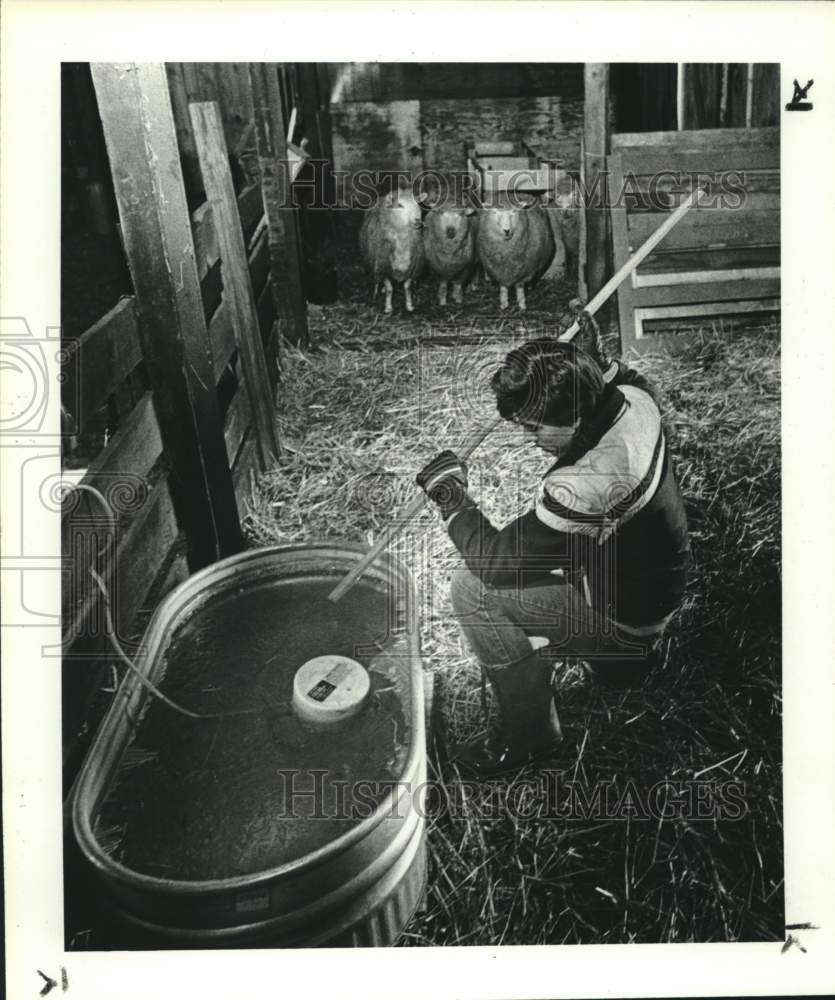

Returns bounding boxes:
[72,543,427,947]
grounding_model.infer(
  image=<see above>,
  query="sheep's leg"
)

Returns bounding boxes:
[383,277,394,315]
[371,281,379,305]
[468,268,480,291]
[499,284,509,310]
[404,278,414,313]
[452,281,464,304]
[438,281,448,307]
[515,283,527,312]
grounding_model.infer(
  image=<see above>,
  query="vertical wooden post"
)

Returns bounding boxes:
[248,63,309,348]
[90,63,242,569]
[577,133,589,301]
[190,100,281,470]
[583,63,610,305]
[313,64,337,207]
[296,63,322,156]
[298,61,339,275]
[719,63,730,127]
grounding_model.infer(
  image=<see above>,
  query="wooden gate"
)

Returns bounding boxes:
[609,126,780,352]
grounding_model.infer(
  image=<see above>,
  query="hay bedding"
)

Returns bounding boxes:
[246,265,782,945]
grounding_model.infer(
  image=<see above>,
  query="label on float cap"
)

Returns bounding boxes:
[306,660,352,702]
[307,680,337,702]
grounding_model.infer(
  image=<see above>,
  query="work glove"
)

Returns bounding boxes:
[570,298,614,376]
[416,450,469,520]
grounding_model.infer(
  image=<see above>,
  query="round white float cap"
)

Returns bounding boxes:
[292,655,370,725]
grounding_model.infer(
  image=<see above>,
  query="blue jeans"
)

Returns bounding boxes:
[448,567,656,670]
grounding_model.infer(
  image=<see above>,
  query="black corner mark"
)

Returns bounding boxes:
[786,78,814,112]
[37,971,57,997]
[36,967,68,996]
[781,933,808,955]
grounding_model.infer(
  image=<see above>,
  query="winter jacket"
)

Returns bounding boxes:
[446,366,690,629]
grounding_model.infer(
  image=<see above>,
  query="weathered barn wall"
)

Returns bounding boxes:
[683,64,780,129]
[421,95,583,173]
[330,94,584,203]
[325,62,779,204]
[322,63,584,104]
[166,63,258,203]
[325,63,585,204]
[330,100,423,201]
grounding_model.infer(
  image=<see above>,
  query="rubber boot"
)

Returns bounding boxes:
[452,650,562,778]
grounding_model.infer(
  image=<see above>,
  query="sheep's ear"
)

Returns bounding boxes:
[417,191,430,205]
[522,200,535,209]
[465,207,476,216]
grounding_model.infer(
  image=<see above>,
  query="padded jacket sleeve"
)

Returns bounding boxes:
[445,498,573,589]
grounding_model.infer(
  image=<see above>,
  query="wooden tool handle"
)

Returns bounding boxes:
[327,415,503,603]
[328,186,706,603]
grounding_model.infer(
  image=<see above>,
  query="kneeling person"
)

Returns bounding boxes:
[417,339,689,776]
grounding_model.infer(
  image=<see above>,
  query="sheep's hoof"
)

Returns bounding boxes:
[405,304,415,313]
[384,305,393,315]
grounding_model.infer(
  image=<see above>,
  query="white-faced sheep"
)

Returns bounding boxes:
[423,205,479,306]
[477,198,555,311]
[359,188,427,314]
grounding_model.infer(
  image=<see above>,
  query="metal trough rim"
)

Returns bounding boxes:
[106,803,427,946]
[72,541,424,896]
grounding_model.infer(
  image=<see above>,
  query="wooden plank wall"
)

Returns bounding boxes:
[682,64,779,130]
[325,63,586,198]
[323,62,778,197]
[609,126,780,352]
[61,63,293,788]
[320,63,585,103]
[166,62,258,199]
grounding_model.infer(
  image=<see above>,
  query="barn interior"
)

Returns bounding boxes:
[60,62,782,949]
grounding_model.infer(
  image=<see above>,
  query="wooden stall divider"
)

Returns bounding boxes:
[248,63,309,349]
[91,64,242,569]
[583,63,611,310]
[190,100,281,471]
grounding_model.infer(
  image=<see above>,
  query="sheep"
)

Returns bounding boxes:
[423,204,479,306]
[476,197,555,311]
[359,188,427,314]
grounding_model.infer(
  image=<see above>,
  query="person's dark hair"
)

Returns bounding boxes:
[490,338,605,427]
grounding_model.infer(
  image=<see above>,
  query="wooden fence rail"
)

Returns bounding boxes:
[61,62,308,786]
[609,126,780,351]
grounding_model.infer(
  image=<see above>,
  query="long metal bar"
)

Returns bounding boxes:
[327,186,707,602]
